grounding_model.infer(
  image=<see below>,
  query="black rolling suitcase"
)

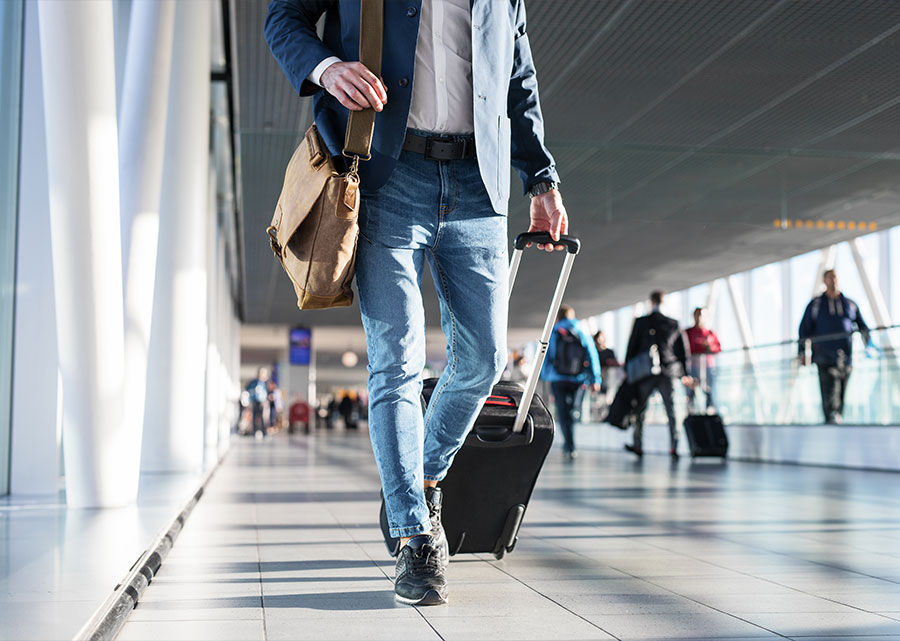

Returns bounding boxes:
[380,231,581,560]
[683,414,728,458]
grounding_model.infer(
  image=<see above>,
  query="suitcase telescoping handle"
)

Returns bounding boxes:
[508,231,581,435]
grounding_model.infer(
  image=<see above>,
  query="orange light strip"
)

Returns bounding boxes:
[773,219,878,231]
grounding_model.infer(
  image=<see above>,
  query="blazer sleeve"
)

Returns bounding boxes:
[507,0,560,194]
[265,0,340,97]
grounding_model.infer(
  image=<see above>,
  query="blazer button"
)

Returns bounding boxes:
[406,6,417,17]
[399,77,409,88]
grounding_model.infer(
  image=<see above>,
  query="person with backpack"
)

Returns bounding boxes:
[798,269,870,424]
[540,304,601,461]
[245,368,270,439]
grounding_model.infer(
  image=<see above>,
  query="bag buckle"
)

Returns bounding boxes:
[266,225,281,255]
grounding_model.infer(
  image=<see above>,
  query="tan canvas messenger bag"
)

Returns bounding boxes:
[266,0,383,310]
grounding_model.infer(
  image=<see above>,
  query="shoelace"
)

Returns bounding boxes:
[407,545,442,577]
[428,505,442,530]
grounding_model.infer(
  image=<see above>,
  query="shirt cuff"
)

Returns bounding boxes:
[308,56,343,87]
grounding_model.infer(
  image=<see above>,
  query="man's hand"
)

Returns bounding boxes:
[681,376,696,388]
[320,61,387,112]
[527,189,568,252]
[590,383,602,394]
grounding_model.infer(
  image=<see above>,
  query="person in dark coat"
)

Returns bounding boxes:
[623,290,694,459]
[798,269,870,424]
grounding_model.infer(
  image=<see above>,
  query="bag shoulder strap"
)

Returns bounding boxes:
[343,0,384,161]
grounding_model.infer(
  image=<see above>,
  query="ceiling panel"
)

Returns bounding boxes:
[233,0,900,329]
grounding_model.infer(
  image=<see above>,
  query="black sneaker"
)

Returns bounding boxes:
[425,487,449,565]
[394,534,448,605]
[624,443,643,458]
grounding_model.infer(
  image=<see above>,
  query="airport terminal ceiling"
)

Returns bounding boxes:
[234,0,900,329]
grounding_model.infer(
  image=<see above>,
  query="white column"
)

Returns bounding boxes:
[142,0,212,472]
[119,0,175,485]
[11,3,58,496]
[38,0,128,507]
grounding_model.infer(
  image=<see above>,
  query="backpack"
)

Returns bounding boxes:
[553,328,588,377]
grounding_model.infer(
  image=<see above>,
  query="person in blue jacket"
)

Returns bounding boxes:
[541,305,602,461]
[799,269,870,424]
[265,0,569,606]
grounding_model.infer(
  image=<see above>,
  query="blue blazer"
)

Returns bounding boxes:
[264,0,559,215]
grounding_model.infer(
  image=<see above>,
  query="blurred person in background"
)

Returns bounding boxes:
[340,391,360,430]
[503,350,529,383]
[685,307,721,414]
[591,331,620,420]
[246,368,270,439]
[267,379,284,430]
[541,304,601,461]
[623,291,693,460]
[799,269,870,424]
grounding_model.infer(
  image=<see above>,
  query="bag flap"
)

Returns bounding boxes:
[271,125,337,249]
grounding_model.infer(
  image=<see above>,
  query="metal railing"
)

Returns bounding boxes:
[587,325,900,426]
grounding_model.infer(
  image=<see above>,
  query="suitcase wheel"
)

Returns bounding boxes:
[493,548,505,560]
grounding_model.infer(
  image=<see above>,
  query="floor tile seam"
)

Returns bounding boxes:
[602,565,795,639]
[255,503,270,641]
[538,538,792,639]
[624,518,900,598]
[481,562,624,641]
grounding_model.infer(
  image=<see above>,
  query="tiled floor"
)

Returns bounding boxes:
[0,469,209,641]
[112,430,900,641]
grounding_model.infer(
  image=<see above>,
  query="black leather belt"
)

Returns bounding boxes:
[402,131,476,161]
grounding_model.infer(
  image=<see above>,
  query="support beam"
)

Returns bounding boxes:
[143,0,212,472]
[705,279,722,318]
[38,0,128,507]
[725,274,768,422]
[119,0,176,491]
[848,238,900,407]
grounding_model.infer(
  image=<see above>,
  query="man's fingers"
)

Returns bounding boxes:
[353,63,388,103]
[558,207,569,237]
[338,80,369,110]
[348,75,384,111]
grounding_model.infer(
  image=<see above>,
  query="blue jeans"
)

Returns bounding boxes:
[688,364,716,411]
[356,142,508,539]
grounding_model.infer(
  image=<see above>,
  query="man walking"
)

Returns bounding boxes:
[799,269,870,424]
[245,368,270,439]
[623,291,693,459]
[540,305,601,461]
[266,0,568,605]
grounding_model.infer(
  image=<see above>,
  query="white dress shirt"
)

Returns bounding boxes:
[309,0,475,135]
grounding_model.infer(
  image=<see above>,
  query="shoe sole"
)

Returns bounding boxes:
[395,588,448,606]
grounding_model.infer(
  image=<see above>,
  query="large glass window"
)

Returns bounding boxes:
[0,2,24,495]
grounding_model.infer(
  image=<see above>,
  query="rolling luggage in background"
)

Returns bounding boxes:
[683,414,728,458]
[380,231,580,560]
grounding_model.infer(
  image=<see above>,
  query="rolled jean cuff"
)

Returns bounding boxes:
[423,474,442,483]
[391,522,433,539]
